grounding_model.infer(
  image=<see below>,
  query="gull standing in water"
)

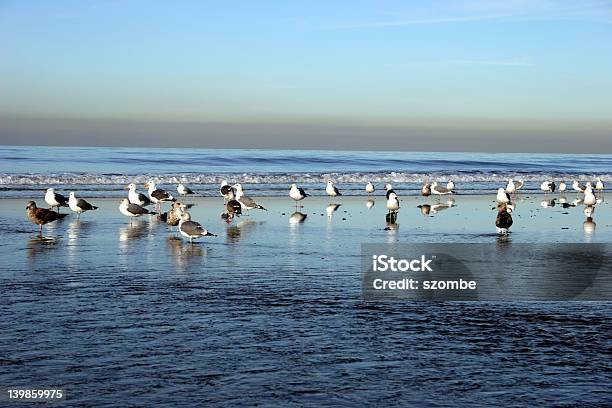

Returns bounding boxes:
[326,180,342,197]
[119,198,156,225]
[26,201,68,236]
[220,180,234,203]
[223,189,242,223]
[514,179,525,192]
[505,179,516,194]
[495,203,513,235]
[431,182,452,199]
[159,202,187,231]
[145,181,175,210]
[384,183,395,199]
[558,181,566,193]
[177,183,195,199]
[290,183,308,206]
[584,185,597,207]
[365,182,375,194]
[595,177,604,193]
[45,188,69,212]
[233,183,267,212]
[572,180,586,193]
[496,188,512,204]
[178,212,216,242]
[421,183,431,197]
[446,180,455,193]
[386,191,400,214]
[68,192,98,218]
[127,183,153,207]
[540,181,556,195]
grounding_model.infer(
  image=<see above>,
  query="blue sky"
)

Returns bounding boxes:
[0,1,611,150]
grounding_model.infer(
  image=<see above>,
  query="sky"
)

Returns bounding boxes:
[0,0,611,152]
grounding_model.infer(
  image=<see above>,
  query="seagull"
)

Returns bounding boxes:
[572,180,586,193]
[584,186,597,206]
[178,212,216,242]
[446,180,455,192]
[233,183,267,212]
[384,183,395,199]
[119,198,156,224]
[540,181,556,194]
[386,191,400,213]
[431,182,452,198]
[595,177,604,192]
[514,179,525,191]
[505,179,516,194]
[558,181,566,193]
[127,183,153,207]
[421,183,431,197]
[290,183,308,206]
[496,188,512,204]
[365,182,375,194]
[177,183,195,198]
[159,201,187,230]
[68,192,98,218]
[326,180,342,197]
[495,203,513,234]
[44,188,69,212]
[145,181,175,209]
[224,189,242,222]
[26,201,68,235]
[220,180,234,203]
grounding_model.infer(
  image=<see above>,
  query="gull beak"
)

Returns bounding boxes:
[124,186,130,190]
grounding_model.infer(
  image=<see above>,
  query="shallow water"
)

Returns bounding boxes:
[1,195,611,406]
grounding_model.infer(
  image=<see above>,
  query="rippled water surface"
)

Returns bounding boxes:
[1,195,611,406]
[1,146,611,197]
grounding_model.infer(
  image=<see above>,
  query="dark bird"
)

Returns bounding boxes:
[220,180,234,202]
[26,201,68,235]
[495,203,513,234]
[223,190,242,222]
[421,183,431,197]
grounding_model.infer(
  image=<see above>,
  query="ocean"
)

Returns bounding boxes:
[1,146,610,197]
[0,145,611,406]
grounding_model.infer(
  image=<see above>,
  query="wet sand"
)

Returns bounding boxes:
[0,194,610,406]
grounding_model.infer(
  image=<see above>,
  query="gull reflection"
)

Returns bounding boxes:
[540,198,556,208]
[27,236,60,261]
[326,203,341,218]
[289,211,307,224]
[583,217,596,234]
[366,198,375,209]
[385,212,399,230]
[167,236,206,272]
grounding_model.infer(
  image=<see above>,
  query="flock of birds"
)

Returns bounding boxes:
[494,177,605,234]
[25,176,605,240]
